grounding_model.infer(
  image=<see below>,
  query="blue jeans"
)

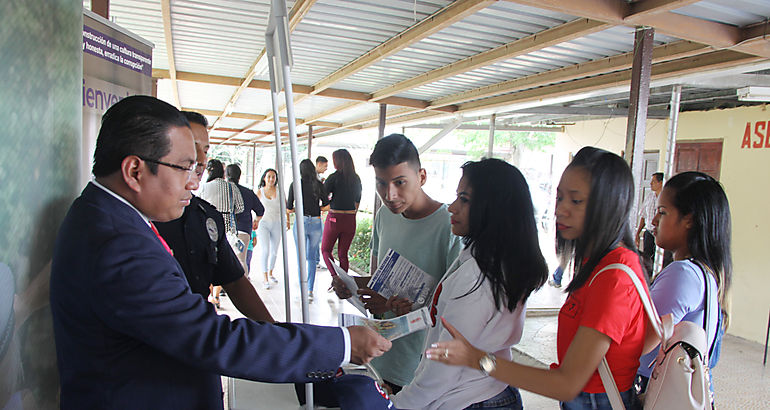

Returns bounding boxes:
[465,386,522,409]
[561,389,640,410]
[294,216,322,293]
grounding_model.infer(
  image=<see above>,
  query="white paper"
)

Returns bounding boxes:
[339,307,431,341]
[331,261,368,316]
[366,249,437,308]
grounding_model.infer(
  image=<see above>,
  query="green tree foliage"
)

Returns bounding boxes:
[458,129,555,160]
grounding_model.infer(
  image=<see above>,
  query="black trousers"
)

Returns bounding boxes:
[642,230,672,276]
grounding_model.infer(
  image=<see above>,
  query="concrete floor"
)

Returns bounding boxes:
[221,238,769,409]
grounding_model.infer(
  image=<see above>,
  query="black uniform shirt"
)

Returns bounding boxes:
[156,196,244,299]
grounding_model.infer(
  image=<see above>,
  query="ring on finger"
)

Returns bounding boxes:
[443,348,449,359]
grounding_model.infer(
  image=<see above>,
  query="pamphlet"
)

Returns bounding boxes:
[367,249,436,307]
[339,307,431,341]
[330,261,367,316]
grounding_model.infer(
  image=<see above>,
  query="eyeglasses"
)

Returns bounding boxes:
[140,157,196,176]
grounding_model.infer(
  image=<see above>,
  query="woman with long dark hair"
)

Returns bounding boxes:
[428,147,649,409]
[287,159,329,301]
[636,171,731,397]
[389,158,548,410]
[321,149,362,276]
[256,168,282,289]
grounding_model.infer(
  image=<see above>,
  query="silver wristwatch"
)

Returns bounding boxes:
[479,352,497,376]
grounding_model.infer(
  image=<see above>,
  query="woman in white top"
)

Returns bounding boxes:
[199,159,244,234]
[256,168,282,289]
[389,158,548,410]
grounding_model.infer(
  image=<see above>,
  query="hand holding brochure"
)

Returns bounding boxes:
[367,249,436,308]
[330,261,367,316]
[339,307,430,341]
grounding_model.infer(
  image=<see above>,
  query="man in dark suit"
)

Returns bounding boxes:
[50,96,390,409]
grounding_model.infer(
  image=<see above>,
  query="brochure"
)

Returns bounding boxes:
[330,261,367,316]
[367,249,436,308]
[339,307,431,341]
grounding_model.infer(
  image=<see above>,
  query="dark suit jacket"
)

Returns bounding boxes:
[50,183,344,409]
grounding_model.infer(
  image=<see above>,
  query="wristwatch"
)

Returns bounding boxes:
[479,352,497,376]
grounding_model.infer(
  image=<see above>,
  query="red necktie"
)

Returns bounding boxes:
[149,222,174,256]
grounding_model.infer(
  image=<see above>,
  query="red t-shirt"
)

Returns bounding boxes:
[550,247,648,393]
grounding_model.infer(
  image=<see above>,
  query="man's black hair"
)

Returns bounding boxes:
[368,133,421,170]
[181,111,208,128]
[315,156,328,164]
[226,164,242,184]
[652,172,664,182]
[93,95,189,177]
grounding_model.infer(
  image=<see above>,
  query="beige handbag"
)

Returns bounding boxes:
[593,263,712,410]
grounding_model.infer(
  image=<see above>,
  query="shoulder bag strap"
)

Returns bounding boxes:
[692,259,718,361]
[594,263,665,410]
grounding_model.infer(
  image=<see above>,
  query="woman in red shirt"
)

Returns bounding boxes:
[427,147,648,409]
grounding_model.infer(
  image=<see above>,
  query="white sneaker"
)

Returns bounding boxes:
[269,276,278,284]
[263,281,271,290]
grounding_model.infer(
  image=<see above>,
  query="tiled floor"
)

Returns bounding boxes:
[220,236,769,409]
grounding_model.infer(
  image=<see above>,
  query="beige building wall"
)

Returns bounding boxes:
[556,106,770,344]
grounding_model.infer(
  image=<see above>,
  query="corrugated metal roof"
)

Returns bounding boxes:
[85,0,770,142]
[285,0,452,86]
[674,0,770,27]
[400,26,675,101]
[335,2,573,94]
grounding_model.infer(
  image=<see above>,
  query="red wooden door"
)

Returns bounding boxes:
[674,141,722,180]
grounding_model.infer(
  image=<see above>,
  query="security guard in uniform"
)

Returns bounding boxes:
[156,196,242,299]
[156,111,274,322]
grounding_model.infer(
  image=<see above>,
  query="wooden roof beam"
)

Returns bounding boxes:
[369,18,611,101]
[309,0,495,95]
[155,70,457,113]
[457,50,762,113]
[327,49,762,133]
[502,0,770,58]
[626,0,703,20]
[428,40,708,109]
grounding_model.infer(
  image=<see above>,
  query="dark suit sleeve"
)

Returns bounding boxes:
[90,233,345,383]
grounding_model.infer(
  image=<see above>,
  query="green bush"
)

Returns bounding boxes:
[349,215,372,274]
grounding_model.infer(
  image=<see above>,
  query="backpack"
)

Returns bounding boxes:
[593,263,713,410]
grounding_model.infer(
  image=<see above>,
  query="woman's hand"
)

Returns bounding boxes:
[425,317,484,370]
[385,295,413,316]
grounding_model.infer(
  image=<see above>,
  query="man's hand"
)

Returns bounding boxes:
[386,295,413,316]
[331,275,353,299]
[357,289,389,315]
[347,326,391,365]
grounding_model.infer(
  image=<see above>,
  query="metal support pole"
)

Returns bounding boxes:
[370,103,387,275]
[654,85,682,274]
[418,117,463,154]
[307,124,313,159]
[268,2,313,406]
[664,85,682,177]
[487,113,496,158]
[625,27,655,221]
[252,143,257,189]
[266,47,292,323]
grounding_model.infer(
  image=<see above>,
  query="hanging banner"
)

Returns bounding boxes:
[82,9,153,187]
